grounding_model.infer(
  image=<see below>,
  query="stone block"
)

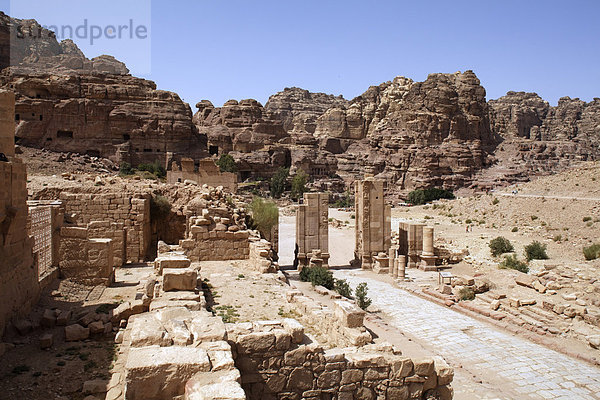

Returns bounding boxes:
[282,318,304,344]
[185,369,245,400]
[65,324,90,341]
[334,300,365,328]
[40,333,53,349]
[189,313,227,344]
[125,346,210,400]
[56,310,72,326]
[515,274,538,289]
[236,331,275,354]
[163,268,197,291]
[89,320,105,334]
[41,309,56,328]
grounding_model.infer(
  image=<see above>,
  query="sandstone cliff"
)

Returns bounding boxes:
[0,12,208,166]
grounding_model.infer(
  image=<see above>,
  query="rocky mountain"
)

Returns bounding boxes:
[0,12,208,167]
[1,10,598,197]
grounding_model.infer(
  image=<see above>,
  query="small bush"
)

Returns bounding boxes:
[216,153,237,173]
[531,215,538,221]
[492,198,499,205]
[499,254,529,273]
[583,216,592,222]
[583,244,600,261]
[552,235,562,242]
[407,188,455,205]
[489,236,514,257]
[524,241,549,261]
[119,162,134,176]
[270,167,289,198]
[511,227,518,232]
[150,195,171,221]
[137,160,166,178]
[291,169,308,200]
[458,287,475,301]
[249,197,279,240]
[334,279,353,299]
[299,266,334,290]
[355,282,372,310]
[465,219,472,224]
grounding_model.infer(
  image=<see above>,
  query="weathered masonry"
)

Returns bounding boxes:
[295,192,329,269]
[0,90,38,338]
[354,176,392,271]
[167,157,237,193]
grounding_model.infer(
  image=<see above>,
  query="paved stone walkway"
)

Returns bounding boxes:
[334,270,600,400]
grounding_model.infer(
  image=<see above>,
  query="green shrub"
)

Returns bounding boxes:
[249,197,279,240]
[291,169,308,200]
[465,219,472,224]
[530,215,538,221]
[489,236,514,257]
[583,244,600,260]
[137,161,166,178]
[299,266,334,290]
[458,287,475,301]
[150,195,171,221]
[270,167,289,198]
[334,279,353,299]
[511,227,518,232]
[355,282,372,310]
[524,241,549,261]
[492,198,499,205]
[407,188,455,205]
[216,153,237,173]
[119,162,134,176]
[552,235,562,242]
[499,254,529,273]
[583,216,592,222]
[334,190,354,208]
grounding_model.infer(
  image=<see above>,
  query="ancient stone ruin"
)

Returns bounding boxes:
[167,157,237,193]
[353,176,392,271]
[295,192,330,269]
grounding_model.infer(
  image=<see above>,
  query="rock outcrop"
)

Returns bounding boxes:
[196,71,498,196]
[0,12,208,166]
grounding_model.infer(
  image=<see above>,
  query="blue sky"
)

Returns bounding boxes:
[3,0,600,108]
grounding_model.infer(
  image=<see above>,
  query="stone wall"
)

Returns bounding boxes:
[58,192,151,262]
[226,321,454,400]
[167,157,237,193]
[0,90,38,338]
[59,226,114,285]
[87,220,126,267]
[286,289,372,348]
[295,192,329,268]
[26,200,64,285]
[354,177,391,270]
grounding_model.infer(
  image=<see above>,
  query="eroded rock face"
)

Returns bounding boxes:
[489,91,550,139]
[0,12,208,166]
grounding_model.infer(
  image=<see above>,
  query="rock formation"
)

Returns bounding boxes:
[1,10,599,196]
[0,12,208,167]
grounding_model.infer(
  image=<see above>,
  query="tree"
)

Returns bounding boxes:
[291,169,308,200]
[407,188,455,205]
[249,197,279,240]
[489,236,514,257]
[270,167,289,198]
[216,153,237,173]
[355,282,372,310]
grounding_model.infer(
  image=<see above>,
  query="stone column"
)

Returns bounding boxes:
[420,226,437,271]
[397,255,406,279]
[388,245,397,276]
[422,227,434,256]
